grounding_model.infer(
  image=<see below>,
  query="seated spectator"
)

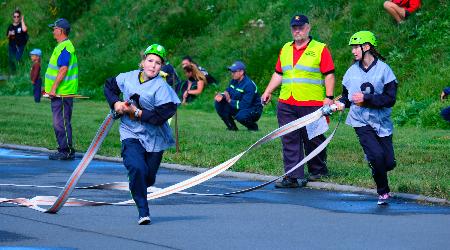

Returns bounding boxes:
[181,64,206,104]
[383,0,421,24]
[214,61,262,131]
[440,87,450,122]
[161,61,180,87]
[182,55,217,85]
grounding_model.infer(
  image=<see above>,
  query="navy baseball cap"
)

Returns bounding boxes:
[290,14,309,27]
[228,61,246,72]
[49,18,71,31]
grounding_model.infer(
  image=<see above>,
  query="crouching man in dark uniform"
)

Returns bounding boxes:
[214,61,263,131]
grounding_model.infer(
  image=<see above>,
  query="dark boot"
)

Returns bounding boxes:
[274,176,307,188]
[222,117,238,131]
[49,151,74,160]
[245,122,258,131]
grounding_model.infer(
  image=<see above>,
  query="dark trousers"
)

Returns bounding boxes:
[354,126,396,195]
[121,138,164,218]
[33,78,42,103]
[277,102,327,179]
[51,97,74,154]
[215,99,262,130]
[8,44,25,73]
[441,106,450,122]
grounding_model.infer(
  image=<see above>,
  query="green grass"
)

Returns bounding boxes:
[1,0,449,127]
[0,96,448,200]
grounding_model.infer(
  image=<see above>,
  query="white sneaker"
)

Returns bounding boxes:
[138,216,151,225]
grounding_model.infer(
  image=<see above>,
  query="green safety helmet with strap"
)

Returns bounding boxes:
[348,31,377,47]
[144,43,166,62]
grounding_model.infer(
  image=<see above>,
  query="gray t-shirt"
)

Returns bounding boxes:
[116,70,181,152]
[342,60,396,137]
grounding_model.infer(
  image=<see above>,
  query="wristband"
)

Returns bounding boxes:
[326,95,334,99]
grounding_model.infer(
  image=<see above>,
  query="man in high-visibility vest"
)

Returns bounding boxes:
[45,18,78,160]
[261,14,335,188]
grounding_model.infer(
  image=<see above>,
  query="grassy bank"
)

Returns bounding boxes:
[0,96,448,200]
[1,0,450,128]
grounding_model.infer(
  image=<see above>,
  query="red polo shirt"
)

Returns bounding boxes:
[275,40,335,106]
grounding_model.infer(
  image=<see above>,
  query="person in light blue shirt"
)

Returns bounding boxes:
[104,44,180,225]
[336,31,397,206]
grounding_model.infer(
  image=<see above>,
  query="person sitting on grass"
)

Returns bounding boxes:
[104,43,180,225]
[181,55,217,86]
[181,63,206,104]
[383,0,421,24]
[440,87,450,122]
[214,61,262,131]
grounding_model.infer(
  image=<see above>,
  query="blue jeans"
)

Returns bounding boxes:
[121,138,164,218]
[33,78,42,103]
[8,44,25,72]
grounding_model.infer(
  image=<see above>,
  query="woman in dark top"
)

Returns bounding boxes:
[181,64,206,104]
[6,10,28,72]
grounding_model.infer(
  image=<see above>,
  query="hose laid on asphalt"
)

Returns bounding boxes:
[0,112,116,212]
[0,106,341,210]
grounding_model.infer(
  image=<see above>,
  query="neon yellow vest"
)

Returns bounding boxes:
[279,39,325,101]
[45,39,78,95]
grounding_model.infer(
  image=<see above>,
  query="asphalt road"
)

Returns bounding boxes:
[0,148,449,250]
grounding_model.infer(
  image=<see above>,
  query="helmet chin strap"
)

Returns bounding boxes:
[360,45,368,61]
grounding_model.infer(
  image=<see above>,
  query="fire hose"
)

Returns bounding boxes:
[0,105,342,211]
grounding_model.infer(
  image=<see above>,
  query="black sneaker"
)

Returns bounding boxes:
[275,177,307,188]
[307,173,329,182]
[69,147,76,159]
[377,193,391,205]
[68,150,76,159]
[48,151,74,160]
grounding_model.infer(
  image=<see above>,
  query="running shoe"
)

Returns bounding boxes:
[377,193,391,205]
[138,216,151,225]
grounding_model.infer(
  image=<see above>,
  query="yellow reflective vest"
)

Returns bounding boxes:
[279,39,325,101]
[45,39,78,94]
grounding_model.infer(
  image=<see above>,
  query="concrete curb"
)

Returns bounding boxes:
[1,143,449,206]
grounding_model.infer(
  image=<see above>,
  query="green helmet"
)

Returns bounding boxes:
[348,31,377,47]
[144,44,166,62]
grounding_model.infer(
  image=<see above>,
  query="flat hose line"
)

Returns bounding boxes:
[0,106,342,210]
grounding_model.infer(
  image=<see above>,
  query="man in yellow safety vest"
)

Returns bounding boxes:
[45,18,79,160]
[261,14,336,188]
